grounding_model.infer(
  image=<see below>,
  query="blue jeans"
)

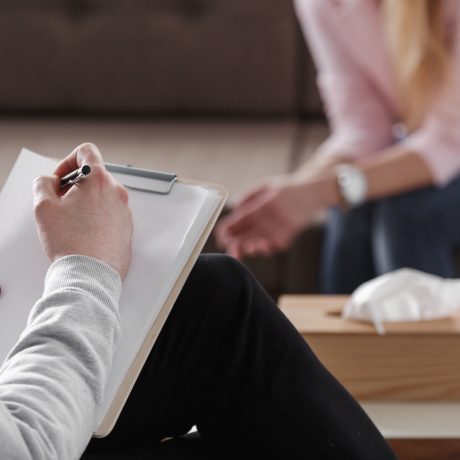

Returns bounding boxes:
[321,175,460,294]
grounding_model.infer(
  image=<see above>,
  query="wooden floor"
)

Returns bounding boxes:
[388,439,460,460]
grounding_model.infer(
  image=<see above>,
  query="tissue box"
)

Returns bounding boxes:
[278,295,460,401]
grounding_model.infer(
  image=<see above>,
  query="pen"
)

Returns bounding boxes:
[60,165,91,188]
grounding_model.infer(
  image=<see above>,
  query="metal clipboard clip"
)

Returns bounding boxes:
[105,163,177,195]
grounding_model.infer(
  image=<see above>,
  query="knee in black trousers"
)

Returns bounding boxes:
[85,254,397,460]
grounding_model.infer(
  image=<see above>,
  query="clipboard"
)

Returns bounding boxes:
[0,149,228,437]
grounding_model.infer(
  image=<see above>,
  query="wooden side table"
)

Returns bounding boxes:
[278,295,460,460]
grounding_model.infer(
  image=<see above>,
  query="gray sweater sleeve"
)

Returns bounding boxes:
[0,255,122,460]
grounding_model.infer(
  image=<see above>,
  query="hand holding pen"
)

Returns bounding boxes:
[33,143,133,278]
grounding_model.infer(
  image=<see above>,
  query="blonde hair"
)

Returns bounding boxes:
[383,0,451,130]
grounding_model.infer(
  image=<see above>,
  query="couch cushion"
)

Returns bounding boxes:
[0,0,301,115]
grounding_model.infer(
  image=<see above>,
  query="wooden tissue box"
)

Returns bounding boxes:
[278,295,460,402]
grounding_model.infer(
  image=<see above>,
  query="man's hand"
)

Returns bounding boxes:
[33,143,133,278]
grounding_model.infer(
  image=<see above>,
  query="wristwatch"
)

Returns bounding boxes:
[335,163,368,208]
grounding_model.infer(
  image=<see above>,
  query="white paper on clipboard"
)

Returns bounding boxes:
[0,148,228,437]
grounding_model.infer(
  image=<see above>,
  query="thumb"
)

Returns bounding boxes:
[76,142,104,167]
[54,142,104,178]
[32,175,60,207]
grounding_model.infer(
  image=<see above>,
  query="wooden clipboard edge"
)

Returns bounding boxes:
[94,179,228,437]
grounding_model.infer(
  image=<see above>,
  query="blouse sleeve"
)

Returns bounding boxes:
[294,0,394,159]
[402,12,460,186]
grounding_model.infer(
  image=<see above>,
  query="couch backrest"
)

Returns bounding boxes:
[0,0,322,116]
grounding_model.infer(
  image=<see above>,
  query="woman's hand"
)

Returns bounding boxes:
[215,174,335,259]
[33,143,133,278]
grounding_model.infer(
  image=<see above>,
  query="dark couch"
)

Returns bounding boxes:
[0,0,321,116]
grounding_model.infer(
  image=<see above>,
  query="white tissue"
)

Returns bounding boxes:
[342,268,460,335]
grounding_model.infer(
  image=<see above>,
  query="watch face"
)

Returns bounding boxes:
[336,165,367,207]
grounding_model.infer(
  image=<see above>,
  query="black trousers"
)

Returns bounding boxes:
[83,254,397,459]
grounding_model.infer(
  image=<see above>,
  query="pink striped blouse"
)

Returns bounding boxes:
[294,0,460,185]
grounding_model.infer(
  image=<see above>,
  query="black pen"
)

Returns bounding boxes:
[60,165,91,188]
